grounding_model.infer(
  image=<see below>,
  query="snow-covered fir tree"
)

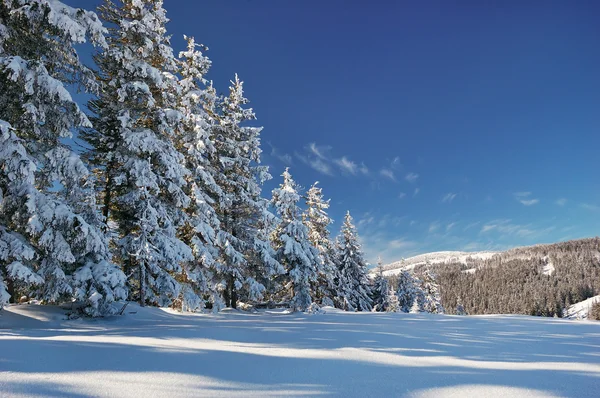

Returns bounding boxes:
[210,75,282,308]
[302,182,339,307]
[336,211,372,311]
[371,257,390,312]
[0,0,126,314]
[421,269,445,314]
[271,169,320,312]
[396,270,419,313]
[410,297,422,313]
[387,286,400,312]
[82,0,192,307]
[173,35,223,311]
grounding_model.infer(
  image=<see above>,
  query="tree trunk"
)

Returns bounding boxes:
[139,260,146,307]
[6,276,15,304]
[101,162,114,231]
[225,273,237,309]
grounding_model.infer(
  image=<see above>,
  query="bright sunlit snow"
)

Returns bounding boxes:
[1,304,599,397]
[564,295,600,320]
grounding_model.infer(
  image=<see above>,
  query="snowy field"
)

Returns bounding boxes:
[1,304,600,397]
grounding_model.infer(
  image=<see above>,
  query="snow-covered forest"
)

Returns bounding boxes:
[1,0,599,325]
[383,238,600,319]
[0,0,396,316]
[2,2,599,397]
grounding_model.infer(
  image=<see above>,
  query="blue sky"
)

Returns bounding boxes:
[68,0,600,263]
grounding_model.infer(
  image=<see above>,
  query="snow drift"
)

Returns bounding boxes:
[1,303,599,397]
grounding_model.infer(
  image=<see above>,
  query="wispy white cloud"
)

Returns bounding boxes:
[463,221,481,231]
[360,231,419,264]
[442,193,457,203]
[295,152,334,176]
[446,222,457,232]
[479,219,555,239]
[359,162,369,175]
[514,192,538,206]
[429,221,440,233]
[298,142,372,178]
[358,216,375,228]
[380,168,396,181]
[405,172,419,183]
[481,224,497,233]
[514,191,532,198]
[581,203,600,211]
[267,142,293,165]
[307,142,331,159]
[388,238,416,250]
[555,198,567,206]
[413,187,420,197]
[520,199,539,206]
[334,156,357,175]
[334,156,369,176]
[391,156,402,169]
[398,192,406,199]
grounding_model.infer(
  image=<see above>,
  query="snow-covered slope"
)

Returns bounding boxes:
[563,295,600,320]
[381,251,497,276]
[1,303,599,397]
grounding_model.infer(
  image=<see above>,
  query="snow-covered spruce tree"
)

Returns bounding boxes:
[421,269,445,314]
[371,257,390,312]
[396,270,419,313]
[210,74,282,308]
[336,211,372,311]
[271,169,320,312]
[172,35,223,312]
[0,0,126,314]
[82,0,192,307]
[387,286,400,312]
[409,297,422,313]
[302,182,339,306]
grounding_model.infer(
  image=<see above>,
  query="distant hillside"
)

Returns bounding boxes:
[381,251,497,276]
[381,237,600,317]
[563,295,600,320]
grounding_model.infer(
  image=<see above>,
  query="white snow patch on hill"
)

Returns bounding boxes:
[381,251,497,276]
[542,262,555,276]
[1,303,599,397]
[563,295,600,320]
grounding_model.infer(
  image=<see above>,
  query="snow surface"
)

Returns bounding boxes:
[542,262,555,276]
[564,295,600,320]
[381,251,497,276]
[1,303,600,397]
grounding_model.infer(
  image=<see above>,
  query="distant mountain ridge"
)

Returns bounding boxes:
[377,237,600,317]
[381,250,497,276]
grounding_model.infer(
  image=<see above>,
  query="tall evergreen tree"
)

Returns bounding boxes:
[272,169,320,311]
[372,257,390,312]
[336,211,372,311]
[82,0,192,307]
[396,270,420,313]
[173,35,222,311]
[0,0,126,314]
[421,269,445,314]
[302,182,338,306]
[387,285,400,313]
[210,74,282,308]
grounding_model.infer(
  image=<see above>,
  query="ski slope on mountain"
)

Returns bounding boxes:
[381,251,497,276]
[1,304,599,397]
[564,295,600,320]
